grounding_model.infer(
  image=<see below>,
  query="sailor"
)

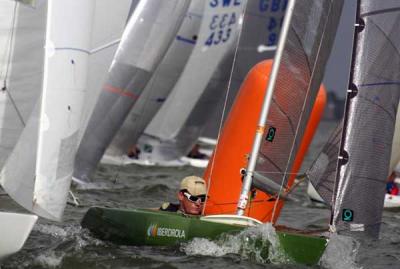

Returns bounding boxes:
[386,171,399,195]
[160,175,207,215]
[127,145,141,159]
[187,144,207,159]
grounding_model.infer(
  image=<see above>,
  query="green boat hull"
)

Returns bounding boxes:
[81,207,328,265]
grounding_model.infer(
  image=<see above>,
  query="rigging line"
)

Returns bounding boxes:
[2,2,26,128]
[90,39,121,55]
[203,1,249,215]
[258,152,284,174]
[253,170,301,175]
[271,0,337,222]
[279,174,307,197]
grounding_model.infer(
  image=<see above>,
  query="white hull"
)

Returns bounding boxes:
[180,156,209,168]
[0,212,37,260]
[100,154,209,168]
[197,137,217,146]
[384,194,400,209]
[307,182,400,209]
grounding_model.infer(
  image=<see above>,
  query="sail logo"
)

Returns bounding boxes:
[147,224,159,237]
[266,127,276,142]
[342,209,354,222]
[147,224,186,239]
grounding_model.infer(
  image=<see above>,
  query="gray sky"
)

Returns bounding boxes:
[323,0,356,99]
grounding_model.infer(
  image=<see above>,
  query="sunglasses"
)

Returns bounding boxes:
[182,191,206,203]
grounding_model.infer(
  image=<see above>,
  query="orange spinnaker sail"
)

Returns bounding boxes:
[203,60,326,223]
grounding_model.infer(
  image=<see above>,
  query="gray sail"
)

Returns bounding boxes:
[138,0,282,164]
[307,121,343,206]
[144,2,245,143]
[308,103,400,207]
[332,1,400,238]
[139,0,287,163]
[79,0,139,137]
[105,0,204,158]
[73,0,190,182]
[0,0,46,169]
[251,0,344,193]
[137,48,236,163]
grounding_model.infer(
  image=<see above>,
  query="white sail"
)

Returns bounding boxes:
[74,0,191,182]
[134,0,286,166]
[0,0,47,169]
[79,0,137,137]
[1,0,95,221]
[141,0,245,158]
[104,0,204,158]
[0,0,41,261]
[14,0,36,7]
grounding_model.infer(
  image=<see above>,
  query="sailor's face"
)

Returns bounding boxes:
[178,191,204,215]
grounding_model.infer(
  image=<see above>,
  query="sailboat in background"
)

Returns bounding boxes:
[135,0,286,168]
[73,0,190,184]
[100,0,206,166]
[79,0,138,137]
[0,0,132,259]
[81,0,343,265]
[0,0,45,259]
[100,0,246,168]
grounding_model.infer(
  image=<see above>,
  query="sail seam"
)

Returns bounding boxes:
[361,7,400,17]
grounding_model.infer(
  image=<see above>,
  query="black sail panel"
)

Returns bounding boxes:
[253,0,344,192]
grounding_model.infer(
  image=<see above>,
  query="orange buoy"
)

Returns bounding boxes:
[203,60,326,223]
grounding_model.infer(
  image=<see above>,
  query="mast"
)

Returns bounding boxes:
[236,0,296,216]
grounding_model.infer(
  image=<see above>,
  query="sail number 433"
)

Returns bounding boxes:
[205,12,237,46]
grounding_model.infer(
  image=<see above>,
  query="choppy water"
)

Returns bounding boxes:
[1,121,400,269]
